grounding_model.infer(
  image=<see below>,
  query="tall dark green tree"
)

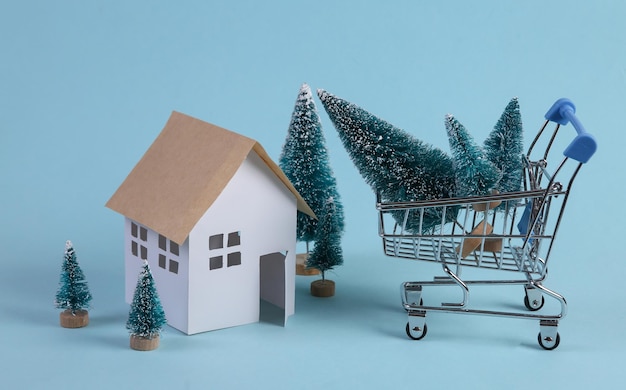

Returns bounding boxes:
[126,261,166,339]
[279,83,343,249]
[484,97,524,195]
[317,89,457,232]
[445,114,501,198]
[306,197,343,280]
[55,240,92,313]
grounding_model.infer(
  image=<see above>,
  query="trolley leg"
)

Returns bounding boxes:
[441,264,469,307]
[406,311,428,340]
[538,320,560,350]
[524,284,545,311]
[403,283,423,307]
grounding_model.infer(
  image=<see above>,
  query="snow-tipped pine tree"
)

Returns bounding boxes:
[317,89,457,232]
[55,240,92,313]
[306,197,343,281]
[445,114,501,198]
[127,261,166,339]
[280,83,344,249]
[484,97,524,194]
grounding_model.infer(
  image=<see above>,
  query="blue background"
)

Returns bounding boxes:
[1,1,624,388]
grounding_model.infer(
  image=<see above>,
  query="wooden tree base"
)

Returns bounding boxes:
[456,221,494,258]
[472,190,502,211]
[483,238,503,252]
[130,334,160,351]
[59,309,89,328]
[311,279,335,297]
[296,253,321,276]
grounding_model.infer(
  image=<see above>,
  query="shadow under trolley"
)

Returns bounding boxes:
[376,98,596,350]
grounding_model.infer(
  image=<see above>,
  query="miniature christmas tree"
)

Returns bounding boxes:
[280,84,344,274]
[317,89,457,232]
[55,240,92,328]
[127,261,166,351]
[307,197,343,297]
[445,114,501,198]
[484,97,524,195]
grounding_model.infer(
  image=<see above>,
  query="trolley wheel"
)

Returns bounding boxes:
[537,332,560,350]
[524,295,545,311]
[405,322,428,340]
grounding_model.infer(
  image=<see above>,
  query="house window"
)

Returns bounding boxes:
[140,245,148,260]
[159,254,166,269]
[209,234,223,250]
[227,252,241,267]
[170,241,179,256]
[208,231,241,270]
[227,232,240,247]
[169,260,179,274]
[157,234,180,275]
[140,227,147,241]
[210,256,223,270]
[131,222,138,238]
[131,241,138,256]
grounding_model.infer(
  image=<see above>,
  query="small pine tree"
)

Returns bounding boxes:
[55,240,92,313]
[445,114,501,198]
[126,261,166,339]
[317,89,457,232]
[484,97,524,194]
[306,197,343,280]
[279,83,344,249]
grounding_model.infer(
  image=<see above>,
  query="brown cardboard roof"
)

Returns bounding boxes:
[106,111,315,244]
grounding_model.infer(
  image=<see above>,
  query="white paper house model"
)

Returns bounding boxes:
[106,112,315,335]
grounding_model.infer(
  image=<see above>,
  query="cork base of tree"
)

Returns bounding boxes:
[472,191,502,212]
[130,334,160,351]
[296,253,321,276]
[483,238,503,252]
[311,279,335,298]
[60,309,89,328]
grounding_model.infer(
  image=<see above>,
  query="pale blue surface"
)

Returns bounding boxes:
[1,1,624,388]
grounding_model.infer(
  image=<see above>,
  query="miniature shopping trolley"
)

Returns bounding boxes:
[376,98,596,350]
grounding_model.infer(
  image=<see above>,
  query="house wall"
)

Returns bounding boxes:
[124,217,190,333]
[187,151,297,334]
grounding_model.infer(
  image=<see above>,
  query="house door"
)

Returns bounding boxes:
[259,252,286,325]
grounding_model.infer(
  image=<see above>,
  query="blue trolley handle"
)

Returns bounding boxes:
[518,99,597,236]
[544,98,597,163]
